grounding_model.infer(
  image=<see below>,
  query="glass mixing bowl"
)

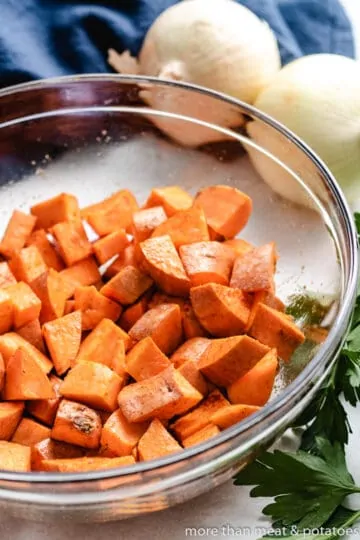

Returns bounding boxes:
[0,75,357,523]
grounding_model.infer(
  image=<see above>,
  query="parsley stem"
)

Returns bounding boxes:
[339,509,360,529]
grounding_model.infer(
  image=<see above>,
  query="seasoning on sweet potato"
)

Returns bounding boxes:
[170,389,229,441]
[179,241,235,287]
[3,347,54,400]
[223,238,254,258]
[81,190,139,236]
[195,185,252,238]
[40,455,135,472]
[182,424,220,448]
[147,292,186,311]
[31,438,85,471]
[11,418,51,446]
[126,337,170,381]
[264,292,285,312]
[198,335,270,387]
[118,365,202,423]
[228,349,278,406]
[60,361,123,412]
[93,229,129,265]
[129,303,182,355]
[0,352,4,392]
[139,235,191,297]
[210,404,260,429]
[0,289,13,334]
[151,206,209,249]
[27,374,62,426]
[145,186,193,217]
[0,210,37,258]
[101,409,148,457]
[0,261,17,289]
[7,282,41,328]
[170,337,211,368]
[132,206,168,243]
[119,296,148,332]
[101,265,153,305]
[31,269,69,323]
[9,245,48,284]
[60,257,101,297]
[230,242,277,293]
[31,193,80,230]
[43,311,82,375]
[17,318,45,353]
[51,399,102,449]
[104,244,136,279]
[182,303,208,339]
[0,332,53,374]
[0,441,31,472]
[51,220,92,267]
[190,283,252,337]
[250,303,305,362]
[74,285,122,330]
[177,359,209,396]
[138,418,182,461]
[26,229,65,271]
[0,402,24,440]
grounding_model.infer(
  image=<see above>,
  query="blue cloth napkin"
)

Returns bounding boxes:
[0,0,355,89]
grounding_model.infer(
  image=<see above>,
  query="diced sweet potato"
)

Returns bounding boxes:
[51,399,102,449]
[170,337,211,368]
[145,186,193,217]
[129,304,182,355]
[177,359,209,396]
[182,303,208,339]
[101,409,148,457]
[118,365,202,423]
[0,441,31,472]
[223,238,254,257]
[82,190,139,236]
[0,332,53,374]
[0,288,13,334]
[64,300,75,315]
[230,243,277,293]
[60,257,101,296]
[7,282,41,328]
[74,286,122,330]
[27,374,62,426]
[43,311,82,375]
[0,261,17,288]
[11,418,51,446]
[60,362,123,412]
[179,241,235,287]
[139,235,191,297]
[0,402,24,440]
[26,229,65,271]
[0,210,37,258]
[31,269,69,323]
[138,418,182,461]
[198,335,270,387]
[151,206,209,249]
[190,283,252,337]
[182,424,220,448]
[9,245,48,284]
[195,185,252,238]
[119,296,148,332]
[210,404,260,429]
[104,244,136,278]
[126,337,170,381]
[101,265,153,305]
[51,220,92,267]
[132,206,168,242]
[40,455,135,472]
[31,193,80,230]
[250,303,305,362]
[170,389,229,441]
[31,438,85,471]
[0,353,4,392]
[3,347,55,400]
[264,292,285,312]
[93,229,129,265]
[17,318,45,353]
[228,349,278,405]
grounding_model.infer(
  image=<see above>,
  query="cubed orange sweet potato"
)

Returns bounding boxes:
[129,304,182,355]
[126,337,171,381]
[0,402,24,440]
[179,241,235,287]
[182,303,208,339]
[0,441,31,472]
[104,244,136,278]
[0,261,17,288]
[82,190,139,236]
[17,318,45,353]
[51,220,92,267]
[250,303,305,362]
[0,288,13,334]
[0,210,37,258]
[195,185,252,238]
[198,335,270,387]
[177,359,209,396]
[119,296,148,332]
[228,349,278,406]
[132,206,168,243]
[51,399,102,449]
[170,389,229,441]
[60,257,101,296]
[264,292,285,312]
[31,438,85,471]
[43,311,82,375]
[190,283,252,337]
[3,347,55,400]
[31,193,80,230]
[74,286,122,330]
[60,362,123,412]
[118,365,202,423]
[31,269,69,323]
[182,424,220,448]
[101,409,148,457]
[151,206,209,249]
[11,418,51,446]
[101,265,153,305]
[64,300,75,315]
[138,418,182,461]
[0,352,4,392]
[9,245,48,284]
[230,243,277,293]
[138,235,191,297]
[0,332,53,374]
[210,404,260,429]
[93,229,129,265]
[26,229,65,271]
[40,455,135,472]
[224,238,254,257]
[145,186,193,217]
[170,337,211,368]
[7,282,41,328]
[27,374,62,426]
